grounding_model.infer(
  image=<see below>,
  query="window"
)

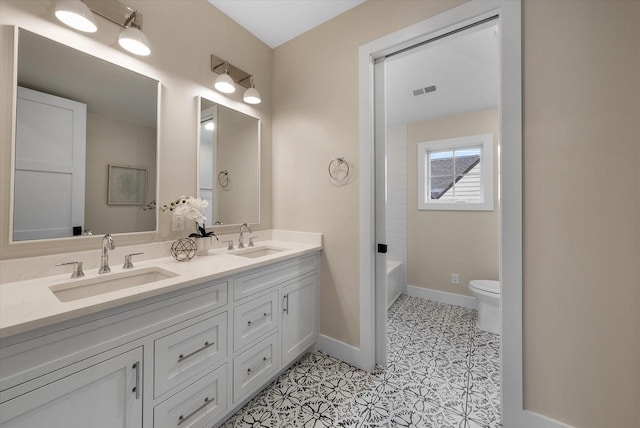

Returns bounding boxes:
[418,133,493,211]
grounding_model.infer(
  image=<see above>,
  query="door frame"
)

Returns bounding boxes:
[358,0,522,426]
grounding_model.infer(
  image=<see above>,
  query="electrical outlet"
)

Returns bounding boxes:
[451,273,459,285]
[172,213,185,231]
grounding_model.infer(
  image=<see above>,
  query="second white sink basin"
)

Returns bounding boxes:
[50,267,179,302]
[231,246,286,259]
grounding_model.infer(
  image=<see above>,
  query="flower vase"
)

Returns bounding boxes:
[194,236,211,256]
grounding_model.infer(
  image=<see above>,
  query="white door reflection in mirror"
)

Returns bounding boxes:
[199,107,216,225]
[14,87,86,241]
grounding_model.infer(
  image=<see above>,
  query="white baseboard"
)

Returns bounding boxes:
[317,334,367,370]
[407,285,477,309]
[524,410,574,428]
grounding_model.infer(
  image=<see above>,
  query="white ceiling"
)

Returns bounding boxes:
[385,22,499,125]
[208,0,366,48]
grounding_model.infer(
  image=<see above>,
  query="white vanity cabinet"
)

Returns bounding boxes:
[0,251,320,428]
[228,253,319,407]
[0,347,143,428]
[281,274,319,367]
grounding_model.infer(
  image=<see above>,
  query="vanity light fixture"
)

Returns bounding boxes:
[54,0,98,33]
[211,55,261,104]
[55,0,151,56]
[243,76,262,105]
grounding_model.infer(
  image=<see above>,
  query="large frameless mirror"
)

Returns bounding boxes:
[198,97,260,228]
[12,29,159,241]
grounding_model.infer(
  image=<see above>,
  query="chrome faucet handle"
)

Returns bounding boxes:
[225,240,234,251]
[123,252,144,269]
[56,261,85,278]
[248,237,258,247]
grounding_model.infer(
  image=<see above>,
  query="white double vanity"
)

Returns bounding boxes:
[0,21,316,428]
[0,231,322,428]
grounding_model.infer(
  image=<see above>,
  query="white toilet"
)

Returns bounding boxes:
[468,280,501,335]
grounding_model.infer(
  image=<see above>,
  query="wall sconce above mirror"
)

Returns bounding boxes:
[12,29,160,242]
[55,0,151,56]
[198,97,260,228]
[211,55,261,104]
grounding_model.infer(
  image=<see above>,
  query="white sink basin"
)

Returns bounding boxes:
[50,267,178,302]
[231,246,286,259]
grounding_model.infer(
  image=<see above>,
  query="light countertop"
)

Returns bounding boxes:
[0,237,322,339]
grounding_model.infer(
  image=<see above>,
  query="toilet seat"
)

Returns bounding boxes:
[469,280,500,295]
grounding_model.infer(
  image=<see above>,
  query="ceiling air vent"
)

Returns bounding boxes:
[412,85,437,97]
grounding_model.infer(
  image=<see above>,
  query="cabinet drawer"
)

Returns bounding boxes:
[233,291,278,352]
[154,312,227,398]
[154,364,227,428]
[232,255,317,301]
[233,333,279,403]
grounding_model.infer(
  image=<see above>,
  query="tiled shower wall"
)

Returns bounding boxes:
[386,123,407,288]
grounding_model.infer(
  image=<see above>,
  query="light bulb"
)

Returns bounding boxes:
[55,0,97,33]
[118,26,151,56]
[243,87,261,104]
[214,72,236,94]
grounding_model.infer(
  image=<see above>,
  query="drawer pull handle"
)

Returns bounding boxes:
[247,313,269,327]
[283,294,289,314]
[178,341,214,363]
[177,397,214,426]
[132,362,140,400]
[247,356,270,376]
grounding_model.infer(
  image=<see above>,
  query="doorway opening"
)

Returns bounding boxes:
[358,1,522,425]
[378,18,502,425]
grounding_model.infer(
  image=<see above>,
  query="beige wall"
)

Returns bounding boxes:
[407,109,499,296]
[0,0,273,260]
[523,1,640,426]
[85,113,156,234]
[273,0,639,426]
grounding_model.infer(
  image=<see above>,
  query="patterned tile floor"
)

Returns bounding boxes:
[220,295,501,427]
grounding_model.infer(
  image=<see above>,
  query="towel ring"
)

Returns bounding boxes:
[217,170,230,189]
[328,156,350,182]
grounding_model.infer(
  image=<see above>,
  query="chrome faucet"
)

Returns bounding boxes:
[99,234,115,274]
[238,223,253,249]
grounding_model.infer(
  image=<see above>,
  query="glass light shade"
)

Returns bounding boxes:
[214,73,236,94]
[118,26,151,56]
[55,1,97,33]
[204,121,215,131]
[243,87,261,104]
